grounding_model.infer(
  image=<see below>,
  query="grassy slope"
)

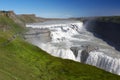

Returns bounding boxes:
[0,16,120,80]
[17,15,45,24]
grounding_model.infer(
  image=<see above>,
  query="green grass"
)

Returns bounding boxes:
[0,15,120,80]
[17,15,38,23]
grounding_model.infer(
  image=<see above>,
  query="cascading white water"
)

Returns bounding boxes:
[25,20,120,75]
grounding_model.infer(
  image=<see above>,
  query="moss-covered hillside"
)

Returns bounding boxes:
[17,14,46,23]
[0,15,120,80]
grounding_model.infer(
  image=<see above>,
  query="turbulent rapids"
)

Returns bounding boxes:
[25,20,120,75]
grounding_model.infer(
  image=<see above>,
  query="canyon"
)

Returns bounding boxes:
[25,20,120,75]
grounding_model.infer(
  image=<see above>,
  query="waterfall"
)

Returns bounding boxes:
[25,20,120,75]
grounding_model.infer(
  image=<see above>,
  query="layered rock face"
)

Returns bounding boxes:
[25,20,120,75]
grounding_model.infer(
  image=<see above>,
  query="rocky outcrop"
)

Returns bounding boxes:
[70,47,81,57]
[70,45,99,63]
[0,10,24,26]
[80,45,99,63]
[0,10,46,27]
[0,10,14,17]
